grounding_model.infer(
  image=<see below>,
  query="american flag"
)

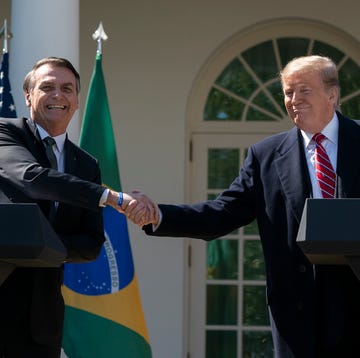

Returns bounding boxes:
[0,52,17,118]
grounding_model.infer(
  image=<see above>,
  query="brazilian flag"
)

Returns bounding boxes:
[62,51,152,357]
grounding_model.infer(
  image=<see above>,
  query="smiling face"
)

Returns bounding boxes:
[280,56,340,134]
[282,69,338,133]
[25,63,79,136]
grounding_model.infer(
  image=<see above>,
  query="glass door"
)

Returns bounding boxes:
[188,133,273,358]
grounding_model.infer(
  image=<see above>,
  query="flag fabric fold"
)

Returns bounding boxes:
[62,52,152,358]
[0,52,17,118]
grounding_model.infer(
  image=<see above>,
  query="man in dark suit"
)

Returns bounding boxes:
[0,57,145,357]
[127,55,360,357]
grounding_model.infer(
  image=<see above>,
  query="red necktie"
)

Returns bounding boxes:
[313,133,336,198]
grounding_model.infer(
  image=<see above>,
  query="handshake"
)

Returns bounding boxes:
[105,189,159,227]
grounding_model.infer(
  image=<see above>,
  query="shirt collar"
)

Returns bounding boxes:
[35,123,66,153]
[301,112,339,148]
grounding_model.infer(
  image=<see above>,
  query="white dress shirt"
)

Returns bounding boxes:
[36,123,108,206]
[301,113,339,198]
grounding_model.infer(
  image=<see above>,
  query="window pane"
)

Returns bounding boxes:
[244,219,259,235]
[340,95,360,118]
[216,58,258,99]
[277,37,310,66]
[243,285,269,326]
[204,87,244,121]
[246,106,277,121]
[267,81,285,116]
[312,40,344,62]
[207,285,238,325]
[244,240,266,280]
[242,41,278,83]
[251,91,282,119]
[208,148,239,189]
[207,240,238,279]
[243,331,274,358]
[206,330,237,358]
[339,58,360,97]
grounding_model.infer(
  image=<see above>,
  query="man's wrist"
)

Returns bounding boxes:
[104,189,124,209]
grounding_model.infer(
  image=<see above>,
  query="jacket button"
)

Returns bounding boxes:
[299,265,306,273]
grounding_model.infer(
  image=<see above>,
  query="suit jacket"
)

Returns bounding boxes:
[145,111,360,357]
[0,117,106,346]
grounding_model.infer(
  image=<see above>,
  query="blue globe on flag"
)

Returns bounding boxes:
[64,207,134,295]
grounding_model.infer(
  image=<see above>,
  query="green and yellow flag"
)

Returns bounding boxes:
[62,51,152,357]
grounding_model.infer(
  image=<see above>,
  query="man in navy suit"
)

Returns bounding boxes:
[127,55,360,357]
[0,57,145,357]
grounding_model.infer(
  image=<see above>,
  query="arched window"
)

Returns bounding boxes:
[204,38,360,122]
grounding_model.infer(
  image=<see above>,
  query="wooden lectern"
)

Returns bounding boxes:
[296,198,360,279]
[0,203,67,285]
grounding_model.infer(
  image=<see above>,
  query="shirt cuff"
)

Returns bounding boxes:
[99,188,109,207]
[152,208,163,231]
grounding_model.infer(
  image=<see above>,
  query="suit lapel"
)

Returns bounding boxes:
[24,118,49,167]
[274,127,311,223]
[273,114,360,221]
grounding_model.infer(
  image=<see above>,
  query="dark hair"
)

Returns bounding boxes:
[23,57,81,93]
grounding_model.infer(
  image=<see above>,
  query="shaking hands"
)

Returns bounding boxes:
[105,189,159,227]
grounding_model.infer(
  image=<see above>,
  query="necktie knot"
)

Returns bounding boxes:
[313,132,326,145]
[43,136,56,147]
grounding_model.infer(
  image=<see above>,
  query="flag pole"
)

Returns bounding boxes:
[1,19,13,54]
[92,21,108,55]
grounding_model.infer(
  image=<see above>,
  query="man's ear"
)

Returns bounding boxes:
[329,86,339,105]
[25,92,31,107]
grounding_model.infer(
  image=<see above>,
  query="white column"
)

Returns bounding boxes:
[10,0,80,140]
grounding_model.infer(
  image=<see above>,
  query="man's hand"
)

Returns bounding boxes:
[125,190,159,227]
[105,189,159,227]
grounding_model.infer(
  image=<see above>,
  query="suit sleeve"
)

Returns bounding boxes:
[144,147,258,240]
[0,119,105,209]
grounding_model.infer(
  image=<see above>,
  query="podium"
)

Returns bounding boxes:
[296,199,360,279]
[0,203,67,284]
